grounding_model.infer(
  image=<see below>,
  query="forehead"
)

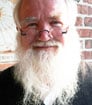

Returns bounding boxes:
[19,0,67,21]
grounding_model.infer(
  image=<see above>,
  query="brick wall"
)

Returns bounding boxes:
[76,0,92,62]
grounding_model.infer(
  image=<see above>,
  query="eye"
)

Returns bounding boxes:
[21,22,38,32]
[50,20,63,27]
[26,23,38,28]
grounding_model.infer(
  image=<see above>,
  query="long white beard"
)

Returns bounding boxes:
[14,29,81,105]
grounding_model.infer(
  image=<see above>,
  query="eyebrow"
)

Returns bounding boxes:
[20,14,62,25]
[22,15,61,22]
[20,17,38,25]
[49,16,60,20]
[48,12,62,20]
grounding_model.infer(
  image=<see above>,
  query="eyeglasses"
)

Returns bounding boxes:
[17,18,68,41]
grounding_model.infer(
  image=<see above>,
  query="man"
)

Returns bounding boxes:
[0,0,92,105]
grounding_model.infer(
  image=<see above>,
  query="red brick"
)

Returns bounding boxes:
[77,29,92,37]
[82,51,92,59]
[83,0,87,2]
[77,5,88,15]
[88,6,92,15]
[83,0,92,4]
[75,17,83,26]
[85,40,92,49]
[84,17,92,26]
[88,0,92,4]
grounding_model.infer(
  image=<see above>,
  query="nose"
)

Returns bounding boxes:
[38,29,53,41]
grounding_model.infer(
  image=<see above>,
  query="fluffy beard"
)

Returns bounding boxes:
[14,30,81,105]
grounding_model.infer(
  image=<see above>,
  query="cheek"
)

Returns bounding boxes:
[21,36,35,50]
[51,30,65,45]
[53,37,64,46]
[57,36,64,45]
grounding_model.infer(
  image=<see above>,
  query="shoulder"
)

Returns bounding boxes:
[0,65,16,86]
[0,64,23,91]
[72,62,92,105]
[0,65,15,79]
[0,65,24,105]
[78,62,92,82]
[0,64,23,90]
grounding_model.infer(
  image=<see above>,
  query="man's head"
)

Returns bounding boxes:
[14,0,81,105]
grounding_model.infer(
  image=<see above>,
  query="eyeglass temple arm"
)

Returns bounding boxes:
[62,30,67,34]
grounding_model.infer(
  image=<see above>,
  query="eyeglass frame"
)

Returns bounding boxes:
[17,17,69,40]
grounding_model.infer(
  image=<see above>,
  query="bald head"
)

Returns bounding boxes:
[18,0,67,21]
[14,0,77,27]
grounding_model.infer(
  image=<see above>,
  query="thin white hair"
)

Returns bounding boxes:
[13,0,22,28]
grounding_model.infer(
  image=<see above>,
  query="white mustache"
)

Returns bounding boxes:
[32,41,61,47]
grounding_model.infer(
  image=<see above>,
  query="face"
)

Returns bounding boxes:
[15,0,81,104]
[18,0,69,52]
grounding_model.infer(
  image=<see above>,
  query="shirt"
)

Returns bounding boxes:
[0,63,92,105]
